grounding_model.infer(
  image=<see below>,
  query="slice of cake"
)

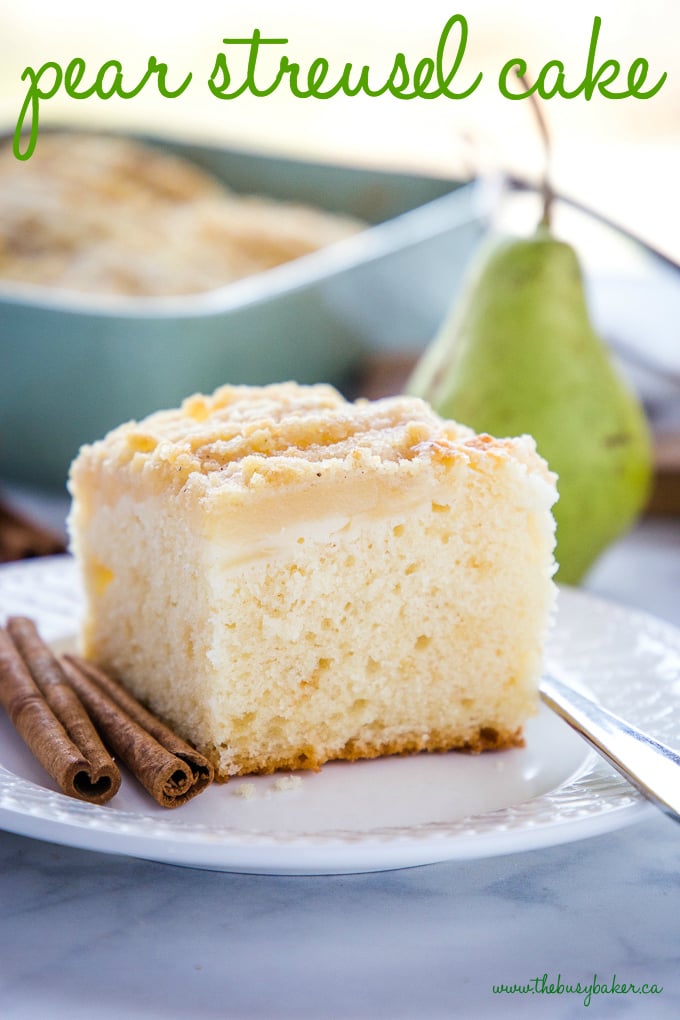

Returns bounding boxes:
[68,382,557,780]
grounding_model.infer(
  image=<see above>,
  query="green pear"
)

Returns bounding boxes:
[407,229,653,584]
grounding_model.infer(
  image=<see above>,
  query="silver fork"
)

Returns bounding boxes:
[540,675,680,823]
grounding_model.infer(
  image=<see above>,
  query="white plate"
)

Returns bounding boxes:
[1,557,677,875]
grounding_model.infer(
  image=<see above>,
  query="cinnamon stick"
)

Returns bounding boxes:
[0,620,120,804]
[62,655,214,808]
[0,497,67,563]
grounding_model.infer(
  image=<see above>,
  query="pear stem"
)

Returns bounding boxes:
[518,73,553,229]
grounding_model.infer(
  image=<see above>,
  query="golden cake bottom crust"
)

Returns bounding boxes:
[203,724,525,781]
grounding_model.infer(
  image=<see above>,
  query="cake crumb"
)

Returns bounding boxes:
[273,775,303,792]
[234,783,257,799]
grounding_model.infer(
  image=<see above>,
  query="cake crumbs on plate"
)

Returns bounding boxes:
[273,775,303,792]
[233,782,257,799]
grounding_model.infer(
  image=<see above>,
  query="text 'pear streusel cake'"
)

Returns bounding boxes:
[68,382,557,780]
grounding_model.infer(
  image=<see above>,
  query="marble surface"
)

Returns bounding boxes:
[0,512,679,1019]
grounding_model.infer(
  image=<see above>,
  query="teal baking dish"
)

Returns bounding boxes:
[0,133,484,488]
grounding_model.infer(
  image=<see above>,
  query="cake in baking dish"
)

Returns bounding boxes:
[0,133,363,297]
[67,382,557,780]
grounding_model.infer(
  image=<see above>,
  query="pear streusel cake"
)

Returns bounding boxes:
[68,382,557,780]
[0,133,363,297]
